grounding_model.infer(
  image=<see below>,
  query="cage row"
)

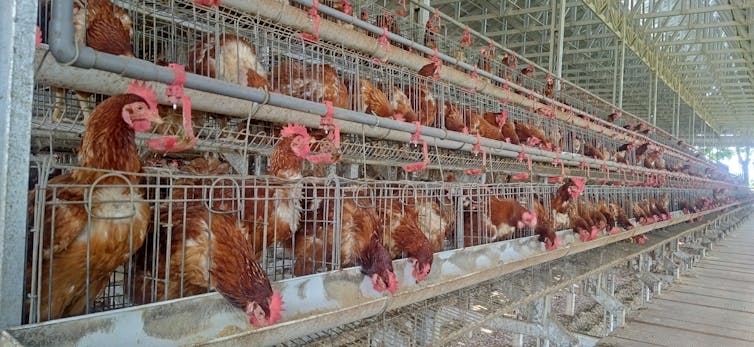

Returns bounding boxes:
[25,157,736,323]
[34,0,717,180]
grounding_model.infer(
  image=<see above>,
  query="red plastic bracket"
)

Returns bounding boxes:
[300,0,322,42]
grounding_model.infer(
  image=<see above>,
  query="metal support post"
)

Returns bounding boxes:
[220,153,249,176]
[0,0,36,329]
[554,0,566,91]
[651,74,658,126]
[254,156,265,176]
[347,164,359,179]
[674,93,681,137]
[565,284,577,316]
[591,286,626,331]
[617,42,626,108]
[647,72,654,123]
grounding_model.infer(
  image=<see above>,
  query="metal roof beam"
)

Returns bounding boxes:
[581,0,716,129]
[457,3,584,23]
[646,21,740,33]
[636,4,736,19]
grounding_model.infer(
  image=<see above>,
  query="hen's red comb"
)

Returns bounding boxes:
[127,81,159,113]
[281,123,309,138]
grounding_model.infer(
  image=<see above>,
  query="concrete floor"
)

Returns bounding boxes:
[598,220,754,347]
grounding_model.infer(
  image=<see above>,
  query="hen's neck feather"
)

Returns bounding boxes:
[73,94,144,184]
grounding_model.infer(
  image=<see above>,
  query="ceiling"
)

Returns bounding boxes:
[417,0,754,146]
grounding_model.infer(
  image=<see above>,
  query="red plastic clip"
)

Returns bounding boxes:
[460,27,472,47]
[410,121,422,146]
[300,0,321,42]
[516,147,532,172]
[36,26,42,48]
[464,147,486,176]
[148,64,197,153]
[194,0,220,6]
[472,134,482,153]
[320,101,336,133]
[403,140,429,172]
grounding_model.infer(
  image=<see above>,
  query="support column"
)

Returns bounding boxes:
[565,284,577,316]
[612,45,620,105]
[647,72,654,122]
[0,0,36,329]
[417,0,431,29]
[673,93,681,137]
[548,0,557,72]
[554,0,566,91]
[617,41,626,108]
[651,74,658,126]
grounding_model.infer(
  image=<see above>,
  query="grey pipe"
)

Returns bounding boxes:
[280,0,720,173]
[46,0,727,184]
[405,0,688,149]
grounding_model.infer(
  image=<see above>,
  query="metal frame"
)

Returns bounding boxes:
[430,0,754,141]
[0,0,36,330]
[3,201,748,346]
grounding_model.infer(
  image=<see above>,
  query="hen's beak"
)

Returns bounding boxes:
[149,110,164,125]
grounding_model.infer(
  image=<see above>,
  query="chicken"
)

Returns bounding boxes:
[501,53,517,81]
[321,0,353,15]
[587,201,608,235]
[442,101,466,132]
[477,49,492,74]
[245,124,313,255]
[378,198,434,283]
[514,121,552,149]
[463,195,538,246]
[551,178,585,230]
[188,33,269,89]
[469,112,505,141]
[543,73,554,99]
[390,86,415,122]
[517,65,535,85]
[293,192,397,294]
[482,111,520,144]
[169,154,237,212]
[51,0,134,121]
[414,187,456,253]
[131,206,282,327]
[418,61,442,80]
[583,142,608,161]
[635,142,650,157]
[423,14,437,54]
[402,84,437,126]
[610,203,635,230]
[532,196,559,250]
[568,202,598,241]
[657,193,670,218]
[360,79,396,119]
[25,89,163,322]
[597,201,620,235]
[606,111,621,123]
[632,200,654,225]
[272,61,350,108]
